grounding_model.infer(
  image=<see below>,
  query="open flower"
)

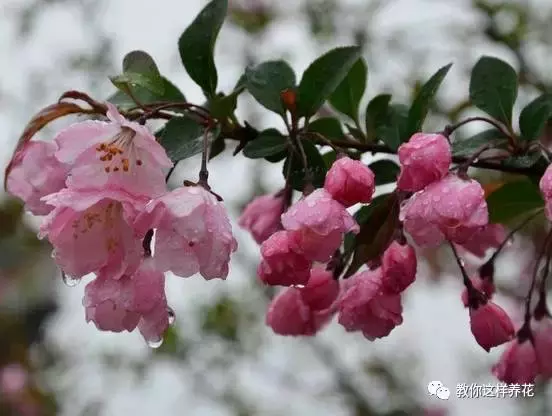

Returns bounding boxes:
[6,140,68,215]
[39,188,145,279]
[84,259,169,343]
[54,102,172,198]
[135,185,237,280]
[238,192,284,244]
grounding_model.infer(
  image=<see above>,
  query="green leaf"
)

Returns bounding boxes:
[209,136,226,160]
[501,151,544,169]
[407,63,452,135]
[322,150,337,168]
[283,141,327,191]
[469,56,518,125]
[346,193,400,276]
[486,180,544,223]
[369,160,400,186]
[107,77,185,111]
[243,129,287,158]
[308,117,343,141]
[328,58,367,122]
[158,117,206,162]
[519,94,552,142]
[297,46,362,118]
[452,128,508,157]
[376,103,409,150]
[344,193,389,253]
[265,150,288,163]
[346,123,366,142]
[178,0,228,98]
[209,92,238,119]
[111,50,164,95]
[244,60,296,115]
[365,94,391,140]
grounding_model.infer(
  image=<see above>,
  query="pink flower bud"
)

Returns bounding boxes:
[238,193,284,244]
[6,140,68,215]
[457,224,506,258]
[492,338,539,383]
[266,287,334,336]
[397,133,451,192]
[461,275,495,307]
[381,241,417,293]
[400,175,488,247]
[469,301,515,351]
[0,364,27,396]
[337,269,403,340]
[257,230,311,286]
[281,188,359,262]
[540,164,552,220]
[324,157,375,207]
[532,316,552,377]
[300,266,340,311]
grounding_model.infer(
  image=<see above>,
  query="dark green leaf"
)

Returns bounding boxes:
[209,136,226,160]
[283,141,327,191]
[486,179,544,223]
[469,56,518,125]
[365,94,391,140]
[452,128,508,157]
[501,151,544,169]
[111,50,164,95]
[265,150,288,163]
[346,123,366,142]
[178,0,228,98]
[328,58,367,122]
[376,103,409,150]
[308,117,344,141]
[244,60,296,115]
[519,94,552,142]
[107,77,185,111]
[297,46,362,118]
[243,129,287,158]
[343,193,389,253]
[158,117,206,162]
[407,63,452,135]
[369,160,400,186]
[209,92,238,119]
[346,193,400,276]
[322,150,337,168]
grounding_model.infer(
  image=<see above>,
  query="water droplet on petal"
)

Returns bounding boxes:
[62,272,80,287]
[459,259,466,267]
[146,337,163,349]
[167,307,176,325]
[294,284,305,289]
[50,250,57,259]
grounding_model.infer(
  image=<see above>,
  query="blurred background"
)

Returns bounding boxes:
[1,0,552,415]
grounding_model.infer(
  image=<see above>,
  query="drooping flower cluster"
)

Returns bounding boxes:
[6,103,237,345]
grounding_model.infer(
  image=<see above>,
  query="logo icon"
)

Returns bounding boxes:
[428,381,450,400]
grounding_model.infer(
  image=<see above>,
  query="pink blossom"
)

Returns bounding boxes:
[257,230,311,286]
[400,175,488,247]
[532,316,552,377]
[54,102,172,198]
[135,186,237,280]
[492,338,539,383]
[238,193,284,244]
[461,275,495,307]
[300,266,340,311]
[337,269,403,340]
[457,224,506,258]
[84,260,169,342]
[540,164,552,220]
[381,241,417,293]
[266,287,335,336]
[281,188,359,262]
[6,140,68,215]
[39,188,145,279]
[324,156,375,207]
[397,133,451,192]
[0,364,27,396]
[469,301,515,351]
